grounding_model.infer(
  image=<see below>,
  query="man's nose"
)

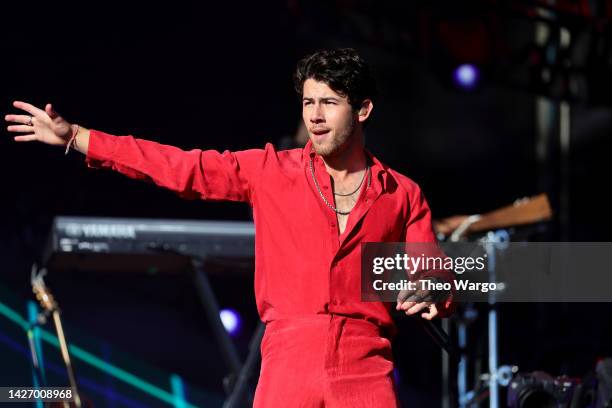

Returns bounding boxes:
[310,104,324,123]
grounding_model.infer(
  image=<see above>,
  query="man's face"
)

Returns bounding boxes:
[302,78,357,158]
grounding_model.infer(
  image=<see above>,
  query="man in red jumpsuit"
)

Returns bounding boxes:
[6,48,454,407]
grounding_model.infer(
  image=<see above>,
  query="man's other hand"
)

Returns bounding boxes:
[396,278,450,320]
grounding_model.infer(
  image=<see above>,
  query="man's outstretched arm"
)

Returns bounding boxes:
[5,101,265,203]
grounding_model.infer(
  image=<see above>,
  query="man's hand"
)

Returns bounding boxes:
[396,278,450,320]
[5,101,74,146]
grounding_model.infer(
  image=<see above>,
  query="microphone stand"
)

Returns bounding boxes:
[31,266,82,408]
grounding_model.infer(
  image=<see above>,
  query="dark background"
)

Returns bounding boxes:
[1,1,611,406]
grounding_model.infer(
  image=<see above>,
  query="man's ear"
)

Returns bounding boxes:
[358,99,374,123]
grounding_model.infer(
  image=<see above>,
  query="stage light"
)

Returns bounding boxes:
[453,64,479,90]
[220,309,241,335]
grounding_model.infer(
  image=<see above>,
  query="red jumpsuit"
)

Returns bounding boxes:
[85,130,454,407]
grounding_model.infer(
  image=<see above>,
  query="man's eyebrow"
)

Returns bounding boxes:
[302,96,340,101]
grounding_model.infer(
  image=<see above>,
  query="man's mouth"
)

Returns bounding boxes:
[311,128,330,136]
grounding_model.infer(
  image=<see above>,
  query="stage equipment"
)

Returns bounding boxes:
[440,194,553,408]
[507,371,582,408]
[43,216,260,408]
[596,358,612,408]
[43,217,254,274]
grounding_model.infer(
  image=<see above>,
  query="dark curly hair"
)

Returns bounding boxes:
[294,48,378,111]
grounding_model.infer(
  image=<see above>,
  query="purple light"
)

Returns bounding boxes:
[220,308,241,336]
[453,64,479,90]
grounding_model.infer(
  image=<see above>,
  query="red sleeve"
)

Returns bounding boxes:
[403,185,456,318]
[85,129,267,204]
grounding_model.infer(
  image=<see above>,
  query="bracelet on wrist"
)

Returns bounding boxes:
[64,125,80,155]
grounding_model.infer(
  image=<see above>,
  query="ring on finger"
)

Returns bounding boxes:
[27,116,33,126]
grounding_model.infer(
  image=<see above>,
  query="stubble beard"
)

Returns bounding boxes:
[312,121,355,159]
